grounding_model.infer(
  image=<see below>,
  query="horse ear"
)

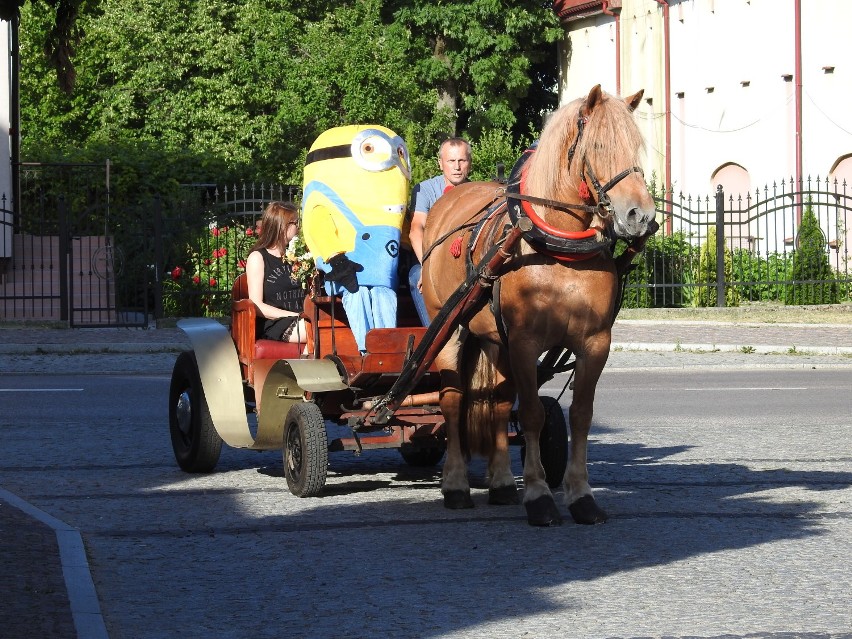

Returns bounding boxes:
[584,84,603,115]
[625,89,644,112]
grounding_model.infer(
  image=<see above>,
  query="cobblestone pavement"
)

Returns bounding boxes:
[1,320,851,639]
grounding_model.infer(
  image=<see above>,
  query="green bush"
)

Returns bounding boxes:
[621,231,696,308]
[730,249,791,303]
[785,205,838,305]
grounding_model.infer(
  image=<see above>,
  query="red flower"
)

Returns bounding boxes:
[237,260,246,269]
[209,278,217,287]
[245,228,253,236]
[192,275,200,284]
[211,227,220,237]
[204,258,211,265]
[219,247,227,256]
[221,226,229,233]
[171,266,182,280]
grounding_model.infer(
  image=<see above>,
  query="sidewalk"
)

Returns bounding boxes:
[1,319,851,639]
[2,319,852,354]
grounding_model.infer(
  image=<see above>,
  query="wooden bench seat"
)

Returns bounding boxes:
[233,273,435,388]
[230,274,307,385]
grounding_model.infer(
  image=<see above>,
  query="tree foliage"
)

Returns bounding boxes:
[2,0,83,92]
[18,0,559,185]
[785,204,838,305]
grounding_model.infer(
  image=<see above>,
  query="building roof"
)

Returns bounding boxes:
[553,0,622,22]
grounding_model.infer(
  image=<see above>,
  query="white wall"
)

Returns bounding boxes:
[557,0,852,254]
[558,0,852,195]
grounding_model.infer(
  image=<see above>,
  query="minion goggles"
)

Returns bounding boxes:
[305,128,411,179]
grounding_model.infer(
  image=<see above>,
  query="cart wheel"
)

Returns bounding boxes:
[520,396,568,489]
[283,403,328,497]
[169,351,222,473]
[399,442,446,467]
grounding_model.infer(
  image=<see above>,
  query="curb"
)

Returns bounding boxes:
[0,343,186,355]
[0,488,109,639]
[611,342,852,356]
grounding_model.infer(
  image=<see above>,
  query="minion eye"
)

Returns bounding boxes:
[350,128,410,178]
[359,136,390,159]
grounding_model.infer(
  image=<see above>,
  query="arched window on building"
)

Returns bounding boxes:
[828,155,852,259]
[711,163,752,251]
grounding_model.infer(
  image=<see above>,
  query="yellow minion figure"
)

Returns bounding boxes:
[301,125,411,350]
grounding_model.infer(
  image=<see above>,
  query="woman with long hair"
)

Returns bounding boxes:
[245,201,307,342]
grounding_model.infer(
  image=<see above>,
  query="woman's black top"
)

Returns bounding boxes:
[256,248,306,340]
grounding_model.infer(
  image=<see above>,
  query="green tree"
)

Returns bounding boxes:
[785,204,838,305]
[387,0,562,140]
[18,0,557,184]
[1,0,83,92]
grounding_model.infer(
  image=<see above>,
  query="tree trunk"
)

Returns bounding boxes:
[433,35,458,135]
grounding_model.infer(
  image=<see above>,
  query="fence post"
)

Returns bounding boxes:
[715,185,725,307]
[153,195,164,320]
[58,195,69,322]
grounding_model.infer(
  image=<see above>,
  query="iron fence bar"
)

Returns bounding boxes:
[58,195,69,322]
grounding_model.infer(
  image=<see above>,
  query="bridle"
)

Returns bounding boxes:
[567,114,644,219]
[506,112,644,258]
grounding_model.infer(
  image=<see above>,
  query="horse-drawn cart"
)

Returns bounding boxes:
[168,272,569,497]
[169,86,659,525]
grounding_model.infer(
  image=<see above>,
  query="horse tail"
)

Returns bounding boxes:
[459,337,500,458]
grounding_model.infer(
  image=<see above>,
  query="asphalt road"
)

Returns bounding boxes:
[1,364,850,638]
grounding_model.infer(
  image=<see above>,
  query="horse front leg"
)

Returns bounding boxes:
[564,346,609,525]
[437,332,473,509]
[513,348,562,526]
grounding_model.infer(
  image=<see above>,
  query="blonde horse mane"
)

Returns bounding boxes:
[525,88,645,234]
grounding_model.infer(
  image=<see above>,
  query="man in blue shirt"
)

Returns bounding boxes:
[407,137,472,325]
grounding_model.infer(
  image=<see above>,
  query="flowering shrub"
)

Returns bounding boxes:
[162,219,315,317]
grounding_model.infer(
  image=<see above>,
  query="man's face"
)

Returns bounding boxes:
[438,143,471,186]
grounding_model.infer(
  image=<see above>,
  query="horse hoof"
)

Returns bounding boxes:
[443,490,474,510]
[525,495,563,527]
[568,495,608,525]
[488,485,520,505]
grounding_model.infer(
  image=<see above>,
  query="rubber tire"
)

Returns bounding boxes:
[283,403,328,497]
[399,443,446,467]
[520,396,569,489]
[169,351,223,473]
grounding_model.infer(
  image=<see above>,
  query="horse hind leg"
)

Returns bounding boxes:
[485,374,519,506]
[437,332,474,509]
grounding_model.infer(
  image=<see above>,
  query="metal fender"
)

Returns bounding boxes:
[254,358,348,449]
[176,318,255,448]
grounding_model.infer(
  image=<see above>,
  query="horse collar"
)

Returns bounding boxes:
[506,149,609,260]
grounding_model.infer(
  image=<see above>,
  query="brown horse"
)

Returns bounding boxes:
[421,85,657,526]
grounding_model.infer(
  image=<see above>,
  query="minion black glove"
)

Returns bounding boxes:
[325,253,362,293]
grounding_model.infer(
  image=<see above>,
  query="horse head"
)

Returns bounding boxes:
[527,84,658,243]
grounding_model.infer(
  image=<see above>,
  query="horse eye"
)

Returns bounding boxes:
[363,143,374,154]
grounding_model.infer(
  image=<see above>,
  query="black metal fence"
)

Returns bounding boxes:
[623,176,851,308]
[155,183,300,320]
[0,162,146,326]
[2,171,850,325]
